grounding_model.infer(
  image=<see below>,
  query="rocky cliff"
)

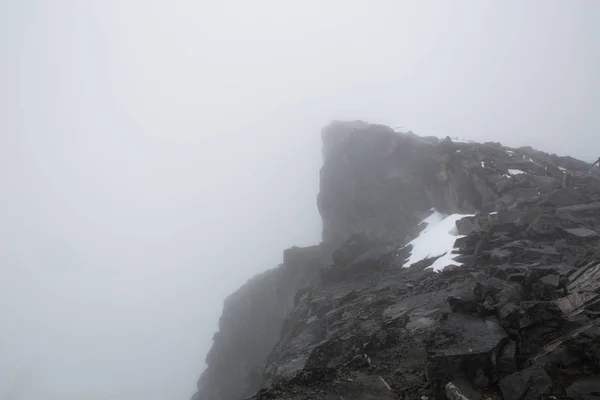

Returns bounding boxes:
[192,121,600,400]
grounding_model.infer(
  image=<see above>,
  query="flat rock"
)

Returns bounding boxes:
[568,261,600,293]
[564,227,599,239]
[554,292,599,315]
[557,201,600,214]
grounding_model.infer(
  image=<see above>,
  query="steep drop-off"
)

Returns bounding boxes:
[193,121,600,400]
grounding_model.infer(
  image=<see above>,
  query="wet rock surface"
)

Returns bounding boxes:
[192,122,600,400]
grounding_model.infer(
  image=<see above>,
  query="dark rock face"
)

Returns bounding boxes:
[191,121,600,400]
[192,244,332,400]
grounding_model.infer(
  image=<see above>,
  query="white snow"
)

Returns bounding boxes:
[448,136,474,143]
[404,210,474,272]
[508,169,525,175]
[559,166,567,172]
[392,125,408,133]
[506,150,514,155]
[480,161,485,168]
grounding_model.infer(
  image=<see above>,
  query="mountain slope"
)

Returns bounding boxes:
[192,121,600,400]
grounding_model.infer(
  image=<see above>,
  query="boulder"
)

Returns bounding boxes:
[496,341,518,378]
[445,378,483,400]
[497,303,531,333]
[447,296,487,316]
[530,274,563,301]
[541,188,586,207]
[425,314,508,395]
[499,365,553,400]
[566,375,600,400]
[520,301,563,327]
[473,278,522,309]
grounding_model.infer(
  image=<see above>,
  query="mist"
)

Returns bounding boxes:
[1,1,599,399]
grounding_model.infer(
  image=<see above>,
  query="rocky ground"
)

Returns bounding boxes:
[193,122,600,400]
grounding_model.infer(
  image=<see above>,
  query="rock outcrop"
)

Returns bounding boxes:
[192,121,600,400]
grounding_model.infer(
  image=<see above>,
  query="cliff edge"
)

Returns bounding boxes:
[192,122,600,400]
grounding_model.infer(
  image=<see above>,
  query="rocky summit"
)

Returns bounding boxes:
[192,121,600,400]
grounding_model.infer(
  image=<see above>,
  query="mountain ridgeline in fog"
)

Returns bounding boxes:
[193,121,600,400]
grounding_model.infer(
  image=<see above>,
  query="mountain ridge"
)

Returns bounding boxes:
[192,121,600,400]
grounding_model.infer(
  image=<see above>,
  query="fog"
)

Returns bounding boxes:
[1,1,598,399]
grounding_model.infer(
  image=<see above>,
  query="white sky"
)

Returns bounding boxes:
[1,1,599,399]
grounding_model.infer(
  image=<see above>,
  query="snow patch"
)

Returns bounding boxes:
[404,211,474,272]
[508,169,525,175]
[559,166,567,172]
[448,136,474,143]
[480,161,485,168]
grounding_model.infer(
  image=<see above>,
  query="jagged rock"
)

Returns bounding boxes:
[473,278,522,309]
[489,264,527,280]
[554,291,599,316]
[499,365,553,400]
[445,378,483,400]
[194,122,600,400]
[530,274,563,300]
[568,261,600,293]
[447,296,482,315]
[498,303,531,332]
[520,301,563,327]
[564,324,600,364]
[566,376,600,400]
[490,248,512,264]
[541,188,586,207]
[496,341,518,378]
[425,314,508,395]
[521,246,562,263]
[518,302,565,357]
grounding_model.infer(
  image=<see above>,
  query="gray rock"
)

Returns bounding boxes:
[498,303,531,331]
[541,188,586,207]
[499,365,553,400]
[568,261,600,293]
[445,378,483,400]
[566,375,600,400]
[196,122,600,400]
[490,248,513,264]
[564,227,599,239]
[496,341,518,378]
[426,314,508,395]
